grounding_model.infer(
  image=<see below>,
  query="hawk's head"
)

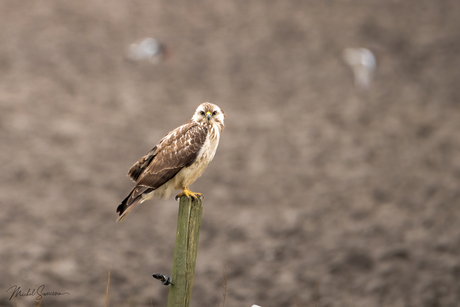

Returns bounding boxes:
[192,102,225,131]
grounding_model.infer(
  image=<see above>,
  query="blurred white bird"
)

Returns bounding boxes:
[342,48,376,91]
[128,37,164,63]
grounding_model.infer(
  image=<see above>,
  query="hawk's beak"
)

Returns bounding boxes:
[206,112,211,120]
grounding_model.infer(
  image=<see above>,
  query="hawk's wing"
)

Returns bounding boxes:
[127,146,157,182]
[127,120,208,189]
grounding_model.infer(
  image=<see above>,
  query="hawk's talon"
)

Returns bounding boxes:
[175,188,202,201]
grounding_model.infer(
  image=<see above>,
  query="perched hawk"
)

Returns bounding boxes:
[116,102,225,222]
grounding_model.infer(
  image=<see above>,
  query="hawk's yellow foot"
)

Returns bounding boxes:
[175,187,202,201]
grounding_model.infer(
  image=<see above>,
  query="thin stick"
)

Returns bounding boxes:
[221,266,227,307]
[314,282,319,307]
[105,271,111,307]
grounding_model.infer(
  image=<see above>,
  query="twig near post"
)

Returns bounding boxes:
[104,271,110,307]
[167,195,203,307]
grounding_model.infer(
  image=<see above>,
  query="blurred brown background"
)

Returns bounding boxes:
[1,1,460,306]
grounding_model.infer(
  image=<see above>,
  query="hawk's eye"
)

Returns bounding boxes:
[212,111,217,116]
[199,111,205,116]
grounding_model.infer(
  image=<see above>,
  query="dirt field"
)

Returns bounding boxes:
[1,1,460,306]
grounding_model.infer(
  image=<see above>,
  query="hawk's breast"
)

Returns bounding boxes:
[173,123,220,189]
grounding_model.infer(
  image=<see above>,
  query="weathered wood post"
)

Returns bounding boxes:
[167,195,203,307]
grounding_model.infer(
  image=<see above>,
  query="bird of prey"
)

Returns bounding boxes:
[116,102,225,222]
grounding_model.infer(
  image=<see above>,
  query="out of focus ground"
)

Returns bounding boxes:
[1,1,460,306]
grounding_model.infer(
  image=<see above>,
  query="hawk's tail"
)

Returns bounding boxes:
[116,186,154,222]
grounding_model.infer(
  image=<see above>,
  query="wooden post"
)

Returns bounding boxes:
[167,196,203,307]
